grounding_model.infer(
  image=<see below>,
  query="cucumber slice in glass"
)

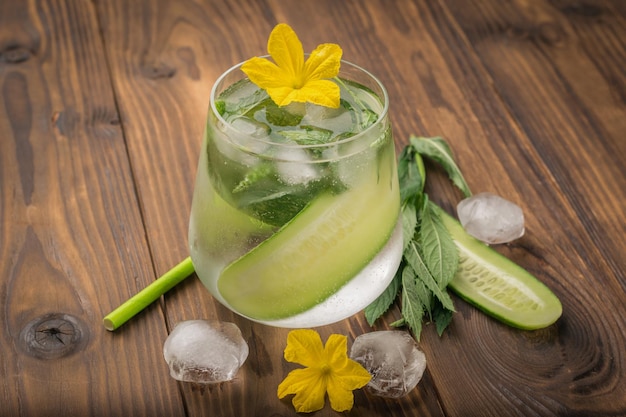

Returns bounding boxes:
[218,179,399,321]
[438,208,562,330]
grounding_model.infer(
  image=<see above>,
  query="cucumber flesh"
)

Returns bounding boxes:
[218,181,399,321]
[438,208,562,330]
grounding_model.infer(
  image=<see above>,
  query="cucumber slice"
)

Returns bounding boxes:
[438,208,562,330]
[218,177,399,321]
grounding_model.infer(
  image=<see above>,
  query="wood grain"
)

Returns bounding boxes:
[0,0,183,416]
[1,0,625,416]
[431,0,626,415]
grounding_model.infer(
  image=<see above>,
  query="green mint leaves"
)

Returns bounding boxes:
[410,136,471,199]
[364,136,472,340]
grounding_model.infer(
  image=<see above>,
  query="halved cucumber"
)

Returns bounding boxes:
[218,177,399,321]
[438,208,562,330]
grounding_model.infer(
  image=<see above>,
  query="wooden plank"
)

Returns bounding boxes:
[91,0,626,416]
[420,0,626,415]
[0,0,184,416]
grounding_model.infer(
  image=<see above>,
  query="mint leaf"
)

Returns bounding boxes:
[279,125,332,145]
[400,265,425,340]
[409,136,472,198]
[336,78,379,131]
[233,163,273,193]
[397,146,424,203]
[364,267,401,326]
[413,274,433,318]
[432,300,455,336]
[264,100,304,126]
[365,137,464,337]
[404,241,455,311]
[215,100,226,116]
[401,202,417,251]
[224,87,268,117]
[390,317,406,328]
[419,198,459,288]
[358,108,379,130]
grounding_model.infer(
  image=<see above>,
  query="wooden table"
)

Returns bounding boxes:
[2,0,624,416]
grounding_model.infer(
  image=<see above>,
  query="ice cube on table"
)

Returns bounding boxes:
[456,192,525,244]
[349,331,427,398]
[163,320,248,384]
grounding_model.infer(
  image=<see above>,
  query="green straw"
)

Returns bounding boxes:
[103,256,195,331]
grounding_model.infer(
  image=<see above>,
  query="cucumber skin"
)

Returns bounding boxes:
[218,189,400,321]
[437,207,562,330]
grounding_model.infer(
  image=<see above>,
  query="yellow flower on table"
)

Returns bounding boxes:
[277,329,371,413]
[241,23,343,108]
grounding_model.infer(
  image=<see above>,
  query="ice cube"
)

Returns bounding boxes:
[215,116,271,166]
[274,147,320,185]
[349,331,427,398]
[231,116,271,139]
[163,320,248,384]
[230,116,272,155]
[302,102,353,135]
[456,192,525,244]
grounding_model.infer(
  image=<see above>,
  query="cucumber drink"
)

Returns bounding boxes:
[188,60,401,327]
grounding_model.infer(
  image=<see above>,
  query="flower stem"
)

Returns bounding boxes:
[103,257,195,331]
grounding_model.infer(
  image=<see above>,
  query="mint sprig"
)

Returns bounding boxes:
[364,136,472,340]
[409,135,471,198]
[419,198,458,288]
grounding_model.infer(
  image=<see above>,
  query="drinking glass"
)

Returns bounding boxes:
[188,59,402,327]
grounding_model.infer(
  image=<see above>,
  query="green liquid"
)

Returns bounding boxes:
[188,77,400,326]
[208,78,386,227]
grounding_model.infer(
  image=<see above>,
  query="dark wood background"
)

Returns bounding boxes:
[1,0,624,416]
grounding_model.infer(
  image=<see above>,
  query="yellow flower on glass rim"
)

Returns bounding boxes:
[241,23,343,108]
[277,329,371,413]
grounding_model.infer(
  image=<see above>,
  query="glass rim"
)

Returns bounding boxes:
[209,56,389,150]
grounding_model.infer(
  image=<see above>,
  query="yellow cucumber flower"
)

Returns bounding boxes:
[241,23,342,108]
[277,329,371,413]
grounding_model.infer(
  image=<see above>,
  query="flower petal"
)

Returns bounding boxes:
[295,80,340,108]
[326,382,356,413]
[321,334,369,413]
[265,86,298,107]
[266,79,339,107]
[304,43,342,81]
[324,334,349,365]
[277,368,318,397]
[277,330,373,414]
[241,57,288,89]
[278,368,327,413]
[283,329,325,367]
[267,23,304,81]
[325,334,371,389]
[242,24,343,108]
[333,360,372,389]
